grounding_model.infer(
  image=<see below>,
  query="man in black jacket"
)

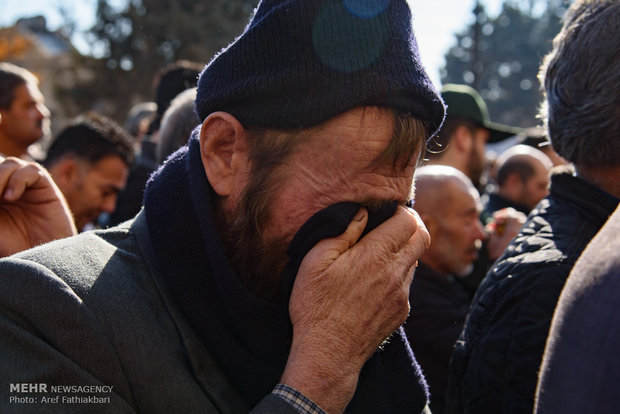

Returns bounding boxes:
[446,0,620,412]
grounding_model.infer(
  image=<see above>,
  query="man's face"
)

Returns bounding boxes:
[520,160,550,210]
[221,107,419,299]
[0,83,50,151]
[63,155,129,230]
[466,127,489,186]
[425,185,485,277]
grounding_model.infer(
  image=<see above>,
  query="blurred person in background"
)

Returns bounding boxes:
[43,112,134,231]
[0,62,50,160]
[405,165,486,414]
[0,155,76,257]
[426,84,525,294]
[156,87,199,164]
[107,60,203,227]
[515,126,568,167]
[146,60,204,140]
[447,1,620,412]
[425,83,521,190]
[484,144,553,217]
[124,101,157,151]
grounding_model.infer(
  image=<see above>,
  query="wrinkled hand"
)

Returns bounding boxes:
[0,156,77,257]
[485,207,526,260]
[281,206,430,413]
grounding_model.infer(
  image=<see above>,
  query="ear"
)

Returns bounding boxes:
[419,213,437,239]
[199,112,250,198]
[502,172,524,198]
[47,158,79,191]
[452,125,473,153]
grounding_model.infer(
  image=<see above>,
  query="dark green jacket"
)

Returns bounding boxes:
[0,213,294,413]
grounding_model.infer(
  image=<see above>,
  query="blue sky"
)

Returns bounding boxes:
[0,0,505,87]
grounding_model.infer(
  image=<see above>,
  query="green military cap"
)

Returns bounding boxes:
[441,83,522,142]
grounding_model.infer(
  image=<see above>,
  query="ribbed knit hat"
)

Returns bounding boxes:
[196,0,445,138]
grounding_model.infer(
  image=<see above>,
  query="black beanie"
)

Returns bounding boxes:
[196,0,445,138]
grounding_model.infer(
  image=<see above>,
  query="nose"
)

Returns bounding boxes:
[37,103,50,120]
[474,219,486,241]
[101,195,118,214]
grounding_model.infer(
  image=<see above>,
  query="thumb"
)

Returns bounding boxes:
[299,207,369,271]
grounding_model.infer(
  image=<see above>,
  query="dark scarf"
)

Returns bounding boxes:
[143,133,428,412]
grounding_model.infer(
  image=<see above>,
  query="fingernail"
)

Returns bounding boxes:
[3,189,12,200]
[354,208,366,222]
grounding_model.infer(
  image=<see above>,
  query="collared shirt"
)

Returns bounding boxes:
[273,384,327,414]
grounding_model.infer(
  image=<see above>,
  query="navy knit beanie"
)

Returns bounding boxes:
[196,0,445,138]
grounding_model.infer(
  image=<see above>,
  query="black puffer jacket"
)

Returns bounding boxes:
[446,169,619,414]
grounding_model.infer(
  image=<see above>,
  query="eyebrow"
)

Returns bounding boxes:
[101,184,124,195]
[359,198,407,210]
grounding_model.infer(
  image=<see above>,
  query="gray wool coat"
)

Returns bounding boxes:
[0,212,296,413]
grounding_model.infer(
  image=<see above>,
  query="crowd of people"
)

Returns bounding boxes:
[0,0,618,412]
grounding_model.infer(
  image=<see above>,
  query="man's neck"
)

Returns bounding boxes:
[0,137,28,159]
[575,165,620,199]
[424,154,468,179]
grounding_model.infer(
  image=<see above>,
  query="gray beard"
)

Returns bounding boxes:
[217,204,290,302]
[453,262,474,278]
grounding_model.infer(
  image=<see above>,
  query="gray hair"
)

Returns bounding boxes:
[0,63,39,109]
[124,101,157,138]
[156,88,200,163]
[538,0,620,167]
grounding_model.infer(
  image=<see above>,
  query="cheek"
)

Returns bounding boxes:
[21,109,37,122]
[80,187,101,208]
[539,186,550,197]
[432,229,455,253]
[253,169,322,244]
[445,225,471,254]
[265,179,332,242]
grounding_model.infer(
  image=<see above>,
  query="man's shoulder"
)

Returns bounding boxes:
[0,216,161,313]
[484,192,529,216]
[463,209,575,336]
[0,216,236,413]
[448,215,576,414]
[7,221,142,291]
[484,189,599,288]
[479,211,567,290]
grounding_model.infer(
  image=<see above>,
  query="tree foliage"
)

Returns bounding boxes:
[55,0,258,123]
[441,0,570,127]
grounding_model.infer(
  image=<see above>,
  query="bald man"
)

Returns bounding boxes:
[485,144,553,216]
[405,165,486,414]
